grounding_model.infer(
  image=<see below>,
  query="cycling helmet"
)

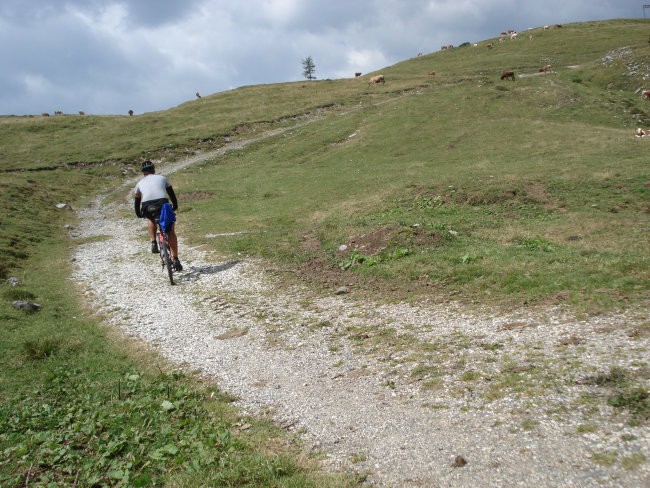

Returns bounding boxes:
[141,160,155,173]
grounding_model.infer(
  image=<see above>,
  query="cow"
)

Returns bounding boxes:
[128,109,134,116]
[355,72,362,78]
[78,111,85,115]
[635,128,649,137]
[54,110,63,115]
[41,112,50,117]
[539,65,552,73]
[195,91,201,99]
[500,70,516,81]
[486,42,494,49]
[510,32,519,40]
[368,74,385,86]
[427,71,436,76]
[440,44,453,50]
[642,90,650,100]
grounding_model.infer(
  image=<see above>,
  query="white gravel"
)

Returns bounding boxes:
[71,152,649,487]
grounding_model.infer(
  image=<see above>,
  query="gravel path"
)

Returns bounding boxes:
[71,144,649,487]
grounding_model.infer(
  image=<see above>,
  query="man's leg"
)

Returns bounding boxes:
[168,224,182,270]
[168,224,179,259]
[147,218,159,253]
[147,219,156,241]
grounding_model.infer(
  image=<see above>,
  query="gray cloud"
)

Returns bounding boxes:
[0,0,645,115]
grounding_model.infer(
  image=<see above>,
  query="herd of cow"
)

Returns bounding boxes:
[39,83,650,119]
[38,24,650,124]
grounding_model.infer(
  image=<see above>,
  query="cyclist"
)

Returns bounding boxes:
[133,160,182,271]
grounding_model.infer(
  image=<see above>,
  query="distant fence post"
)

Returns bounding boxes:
[645,4,650,18]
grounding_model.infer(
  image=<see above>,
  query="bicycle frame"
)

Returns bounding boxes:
[155,219,175,285]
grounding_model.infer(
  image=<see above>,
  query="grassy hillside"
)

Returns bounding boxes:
[171,19,649,310]
[1,18,649,309]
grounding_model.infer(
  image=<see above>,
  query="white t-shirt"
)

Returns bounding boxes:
[134,174,170,203]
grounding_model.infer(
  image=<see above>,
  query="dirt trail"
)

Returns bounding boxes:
[72,126,649,487]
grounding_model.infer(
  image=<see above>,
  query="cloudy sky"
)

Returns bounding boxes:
[0,0,645,115]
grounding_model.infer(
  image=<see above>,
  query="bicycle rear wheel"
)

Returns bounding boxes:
[159,239,174,285]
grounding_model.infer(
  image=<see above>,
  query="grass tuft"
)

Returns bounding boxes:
[22,338,62,360]
[608,388,650,421]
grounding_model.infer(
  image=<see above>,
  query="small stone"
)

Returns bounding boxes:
[12,300,41,312]
[6,277,21,287]
[64,224,74,230]
[56,203,71,210]
[335,286,349,295]
[452,455,467,468]
[338,244,348,252]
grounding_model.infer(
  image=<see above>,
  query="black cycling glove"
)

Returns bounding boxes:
[134,196,143,218]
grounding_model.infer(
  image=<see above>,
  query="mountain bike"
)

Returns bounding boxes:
[155,218,175,285]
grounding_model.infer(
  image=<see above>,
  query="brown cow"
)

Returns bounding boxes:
[538,65,551,73]
[642,90,650,100]
[427,71,436,76]
[500,70,515,81]
[368,74,385,86]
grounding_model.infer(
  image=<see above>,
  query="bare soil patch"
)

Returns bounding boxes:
[342,224,443,256]
[294,225,445,299]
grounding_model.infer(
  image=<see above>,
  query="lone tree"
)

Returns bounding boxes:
[302,56,316,80]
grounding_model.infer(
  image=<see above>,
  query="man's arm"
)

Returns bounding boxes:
[134,194,143,218]
[167,186,178,211]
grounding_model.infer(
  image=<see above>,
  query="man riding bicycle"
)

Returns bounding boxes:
[133,160,182,271]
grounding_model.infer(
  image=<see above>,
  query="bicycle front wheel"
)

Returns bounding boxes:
[160,240,174,285]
